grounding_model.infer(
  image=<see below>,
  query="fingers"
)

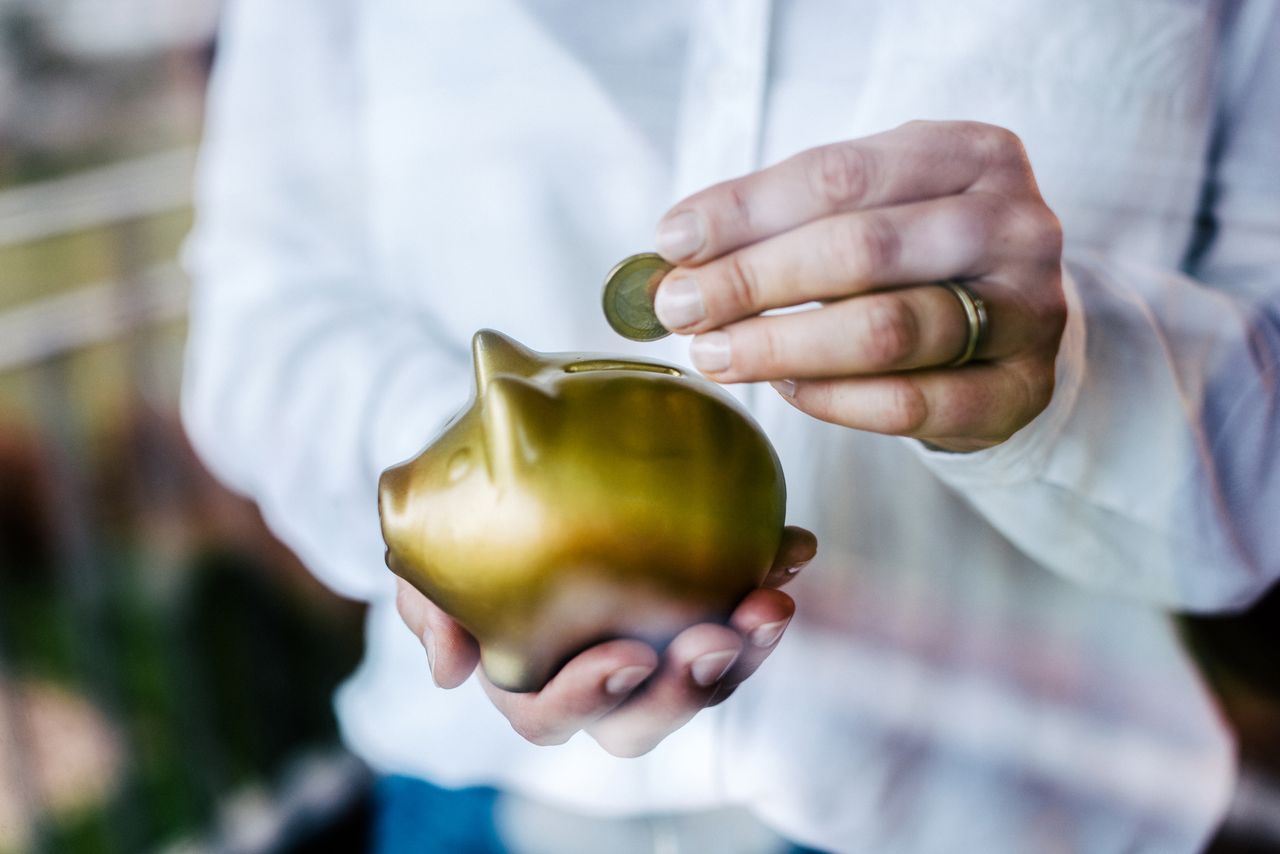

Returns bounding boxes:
[653,121,1064,449]
[574,534,811,750]
[708,588,796,707]
[687,278,1053,383]
[480,639,660,747]
[656,192,1026,334]
[398,527,817,755]
[689,287,960,381]
[655,121,1031,265]
[773,357,1056,449]
[585,624,744,757]
[395,578,481,688]
[762,525,817,589]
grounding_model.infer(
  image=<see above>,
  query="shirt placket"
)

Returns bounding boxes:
[672,0,774,199]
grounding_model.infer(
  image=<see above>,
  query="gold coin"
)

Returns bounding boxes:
[602,252,673,342]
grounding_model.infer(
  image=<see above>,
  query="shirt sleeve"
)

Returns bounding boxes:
[181,0,471,601]
[908,3,1280,613]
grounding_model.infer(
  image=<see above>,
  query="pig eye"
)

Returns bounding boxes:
[447,448,473,481]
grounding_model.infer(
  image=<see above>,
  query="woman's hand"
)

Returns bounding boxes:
[653,120,1066,453]
[394,526,816,758]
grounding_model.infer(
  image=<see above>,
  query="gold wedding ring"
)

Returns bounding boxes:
[941,281,988,367]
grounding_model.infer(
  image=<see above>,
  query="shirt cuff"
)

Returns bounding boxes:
[906,261,1088,487]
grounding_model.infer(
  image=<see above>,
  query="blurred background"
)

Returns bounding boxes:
[0,2,369,852]
[0,2,1277,852]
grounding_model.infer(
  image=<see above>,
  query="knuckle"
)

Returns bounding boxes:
[1036,208,1065,259]
[988,125,1026,164]
[750,322,786,376]
[799,380,840,421]
[811,143,872,208]
[1000,201,1063,264]
[829,213,901,279]
[858,298,917,368]
[725,183,754,235]
[860,213,902,274]
[995,126,1025,157]
[881,379,929,435]
[962,122,1025,167]
[1041,285,1068,341]
[723,252,762,314]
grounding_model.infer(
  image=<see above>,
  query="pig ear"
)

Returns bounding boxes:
[472,329,544,393]
[480,377,556,481]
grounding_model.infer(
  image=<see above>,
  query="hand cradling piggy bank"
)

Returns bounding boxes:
[378,330,786,692]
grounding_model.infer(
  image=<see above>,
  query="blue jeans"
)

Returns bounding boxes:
[372,776,507,854]
[372,775,829,854]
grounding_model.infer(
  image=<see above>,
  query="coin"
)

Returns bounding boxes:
[602,252,673,342]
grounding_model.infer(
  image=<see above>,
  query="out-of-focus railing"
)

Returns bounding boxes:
[0,120,366,854]
[0,148,196,248]
[0,259,187,371]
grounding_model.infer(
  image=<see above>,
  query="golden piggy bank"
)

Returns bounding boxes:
[378,330,786,692]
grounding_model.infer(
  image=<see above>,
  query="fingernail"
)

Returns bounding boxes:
[770,379,796,398]
[749,618,791,648]
[605,665,653,696]
[655,211,704,261]
[690,649,739,687]
[421,627,438,685]
[785,558,811,576]
[690,331,731,373]
[654,275,706,330]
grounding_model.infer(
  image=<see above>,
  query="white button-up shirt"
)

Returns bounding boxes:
[182,2,1280,851]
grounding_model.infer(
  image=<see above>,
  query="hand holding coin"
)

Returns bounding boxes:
[644,120,1067,453]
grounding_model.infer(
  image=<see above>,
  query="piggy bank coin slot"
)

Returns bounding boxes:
[564,360,682,377]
